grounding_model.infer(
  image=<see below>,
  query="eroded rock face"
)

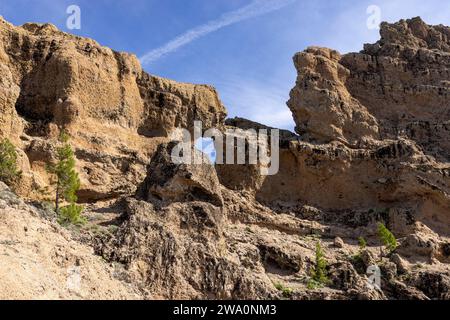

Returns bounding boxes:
[206,18,450,300]
[0,182,140,299]
[95,198,277,300]
[1,16,450,300]
[138,142,224,207]
[288,47,380,146]
[215,117,297,192]
[288,17,450,155]
[285,17,450,215]
[0,17,226,201]
[219,17,450,237]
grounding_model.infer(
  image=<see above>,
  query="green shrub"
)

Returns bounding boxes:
[0,138,21,186]
[58,203,86,226]
[308,242,329,288]
[377,223,398,253]
[351,253,363,264]
[358,237,367,250]
[274,282,294,298]
[350,237,367,268]
[307,279,322,290]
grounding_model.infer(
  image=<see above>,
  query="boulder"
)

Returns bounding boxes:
[139,142,223,207]
[334,237,345,248]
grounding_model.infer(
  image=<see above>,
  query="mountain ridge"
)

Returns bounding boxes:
[0,16,449,300]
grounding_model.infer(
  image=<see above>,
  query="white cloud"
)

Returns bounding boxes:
[140,0,297,65]
[216,75,295,131]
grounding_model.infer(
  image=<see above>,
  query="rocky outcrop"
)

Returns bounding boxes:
[283,18,450,237]
[0,182,139,299]
[138,142,223,207]
[288,17,450,155]
[1,16,449,300]
[0,16,226,201]
[96,198,277,299]
[205,17,449,299]
[216,18,450,238]
[288,47,380,146]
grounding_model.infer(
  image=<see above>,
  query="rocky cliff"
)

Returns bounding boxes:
[285,17,450,234]
[0,16,226,201]
[0,16,449,300]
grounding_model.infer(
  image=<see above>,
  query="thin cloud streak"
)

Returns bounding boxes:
[140,0,297,65]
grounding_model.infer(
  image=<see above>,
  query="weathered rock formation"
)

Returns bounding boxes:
[0,16,226,201]
[0,182,140,299]
[220,17,450,238]
[138,142,224,207]
[0,16,449,300]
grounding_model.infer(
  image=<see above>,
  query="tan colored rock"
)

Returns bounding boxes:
[0,17,226,201]
[288,47,379,146]
[334,237,345,248]
[1,15,450,301]
[139,142,223,207]
[390,253,410,274]
[95,198,276,299]
[219,18,450,238]
[396,232,440,261]
[0,182,139,300]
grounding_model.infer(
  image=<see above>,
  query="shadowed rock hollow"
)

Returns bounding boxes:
[0,16,449,300]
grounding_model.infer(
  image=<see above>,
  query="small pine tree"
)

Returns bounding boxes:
[309,242,329,288]
[377,223,398,253]
[0,138,21,187]
[47,131,84,225]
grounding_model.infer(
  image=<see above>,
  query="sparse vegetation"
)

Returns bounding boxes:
[349,237,367,268]
[377,222,398,253]
[351,253,363,265]
[308,242,330,289]
[350,237,368,267]
[274,282,294,298]
[358,237,367,250]
[47,131,85,226]
[307,278,322,290]
[0,138,21,187]
[58,203,86,226]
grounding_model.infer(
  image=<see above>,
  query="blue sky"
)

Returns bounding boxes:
[1,0,450,131]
